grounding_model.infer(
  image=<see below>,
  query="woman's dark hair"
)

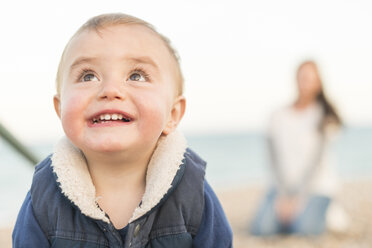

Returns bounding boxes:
[297,61,342,132]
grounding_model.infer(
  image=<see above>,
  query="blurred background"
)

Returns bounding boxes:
[1,0,371,247]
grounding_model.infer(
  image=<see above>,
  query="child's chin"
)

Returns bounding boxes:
[84,139,130,153]
[93,144,128,153]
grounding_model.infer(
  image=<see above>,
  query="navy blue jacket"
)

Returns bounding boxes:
[13,137,233,248]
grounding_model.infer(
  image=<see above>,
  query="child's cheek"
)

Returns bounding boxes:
[59,92,87,141]
[137,94,169,135]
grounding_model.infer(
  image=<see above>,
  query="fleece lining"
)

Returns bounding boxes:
[51,131,187,223]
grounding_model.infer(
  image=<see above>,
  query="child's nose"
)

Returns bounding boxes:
[98,81,126,101]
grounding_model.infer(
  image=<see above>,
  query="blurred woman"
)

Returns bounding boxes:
[250,61,343,236]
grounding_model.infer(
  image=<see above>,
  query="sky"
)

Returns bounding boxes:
[0,0,371,143]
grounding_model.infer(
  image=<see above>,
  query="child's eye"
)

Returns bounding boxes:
[82,73,99,82]
[129,72,146,82]
[128,69,150,82]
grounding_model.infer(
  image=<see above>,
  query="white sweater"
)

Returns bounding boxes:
[268,103,339,197]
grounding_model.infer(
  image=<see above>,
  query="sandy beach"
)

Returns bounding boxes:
[2,180,371,248]
[218,180,372,248]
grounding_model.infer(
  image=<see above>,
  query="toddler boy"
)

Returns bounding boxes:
[13,13,233,248]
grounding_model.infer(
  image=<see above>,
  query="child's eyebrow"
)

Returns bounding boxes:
[68,56,159,71]
[126,56,159,69]
[69,57,98,71]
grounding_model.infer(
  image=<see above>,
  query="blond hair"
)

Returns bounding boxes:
[56,13,184,95]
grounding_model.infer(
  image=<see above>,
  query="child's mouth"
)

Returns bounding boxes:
[91,113,132,125]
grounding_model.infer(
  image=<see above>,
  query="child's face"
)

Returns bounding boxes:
[54,24,183,156]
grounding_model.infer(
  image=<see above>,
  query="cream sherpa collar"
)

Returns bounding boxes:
[51,131,187,223]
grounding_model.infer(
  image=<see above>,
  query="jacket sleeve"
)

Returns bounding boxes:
[12,191,49,248]
[192,181,233,248]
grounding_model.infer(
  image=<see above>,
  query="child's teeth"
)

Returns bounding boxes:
[95,113,128,122]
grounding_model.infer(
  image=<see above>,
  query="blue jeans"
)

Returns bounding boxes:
[250,189,330,236]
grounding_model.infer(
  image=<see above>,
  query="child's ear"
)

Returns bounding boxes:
[53,94,62,119]
[162,96,186,135]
